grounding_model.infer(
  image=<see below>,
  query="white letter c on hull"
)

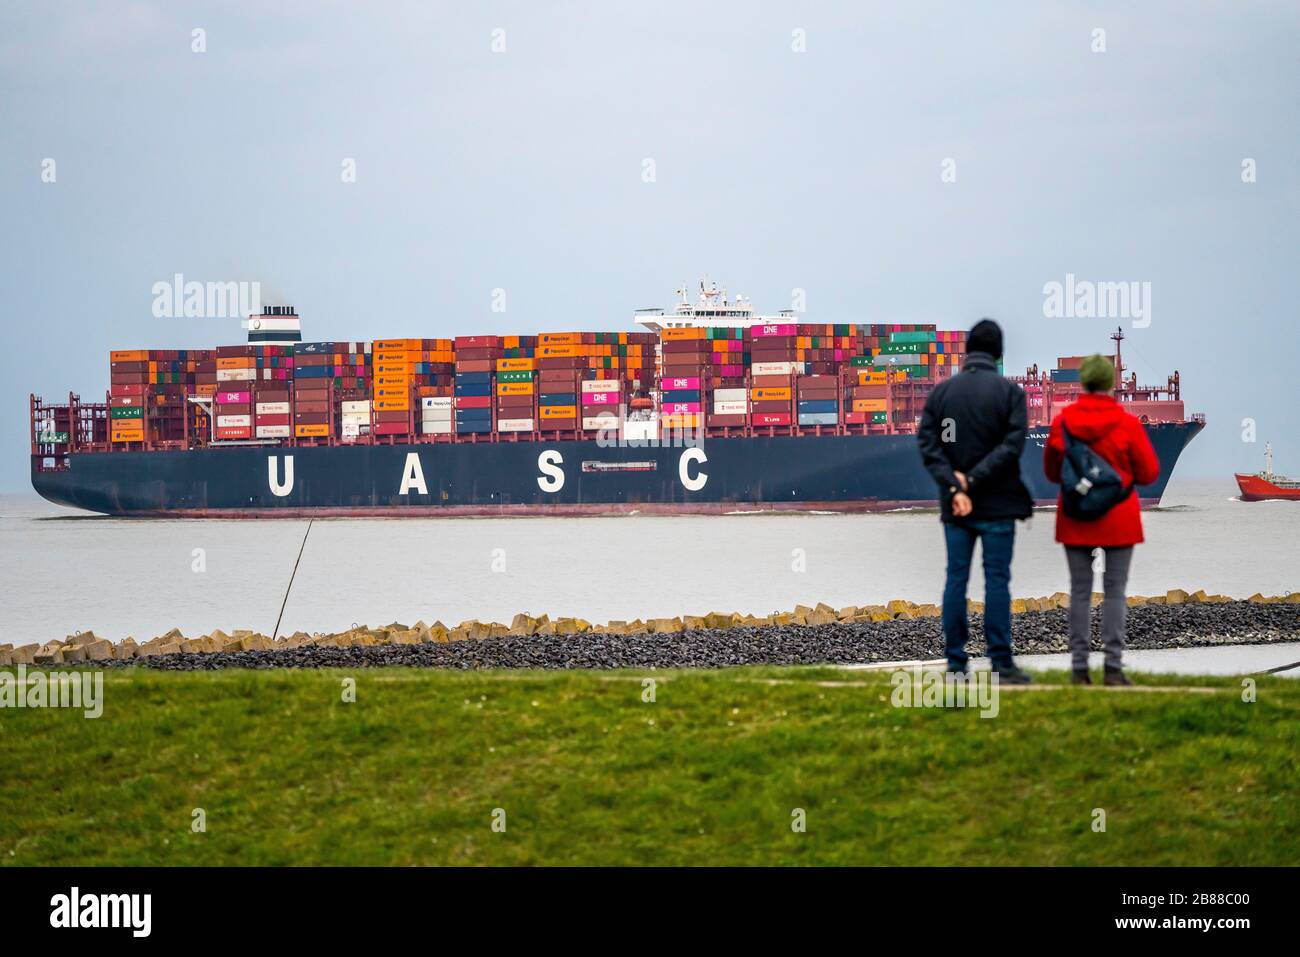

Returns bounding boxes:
[679,447,707,491]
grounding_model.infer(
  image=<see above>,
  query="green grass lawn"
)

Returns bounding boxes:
[1,665,1296,865]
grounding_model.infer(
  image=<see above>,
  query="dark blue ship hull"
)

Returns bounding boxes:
[31,422,1203,517]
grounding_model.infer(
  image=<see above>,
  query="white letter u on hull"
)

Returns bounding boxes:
[268,455,295,497]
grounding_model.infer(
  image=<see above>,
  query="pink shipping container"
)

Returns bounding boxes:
[662,377,700,390]
[581,392,618,406]
[215,391,251,404]
[750,323,797,338]
[664,402,701,414]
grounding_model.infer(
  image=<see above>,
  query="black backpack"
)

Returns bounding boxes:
[1061,425,1133,520]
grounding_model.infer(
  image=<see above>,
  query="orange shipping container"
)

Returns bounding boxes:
[295,424,330,438]
[110,349,149,363]
[661,328,705,341]
[497,358,536,372]
[660,413,700,428]
[540,404,577,419]
[497,382,535,396]
[374,338,421,351]
[539,332,582,345]
[539,344,581,358]
[852,399,887,413]
[217,357,254,370]
[751,387,792,401]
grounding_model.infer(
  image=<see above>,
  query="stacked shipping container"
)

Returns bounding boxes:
[102,319,971,448]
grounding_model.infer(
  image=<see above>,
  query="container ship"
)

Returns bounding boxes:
[1235,445,1300,501]
[30,283,1204,517]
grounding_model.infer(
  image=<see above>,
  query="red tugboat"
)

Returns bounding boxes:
[1235,444,1300,501]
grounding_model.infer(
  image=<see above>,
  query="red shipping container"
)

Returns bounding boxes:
[453,335,500,349]
[215,426,252,440]
[706,414,746,427]
[455,360,493,373]
[538,418,577,430]
[751,412,792,426]
[751,400,790,414]
[374,422,411,436]
[455,395,491,409]
[254,413,291,426]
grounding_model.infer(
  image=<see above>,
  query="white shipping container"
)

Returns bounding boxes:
[497,418,535,432]
[582,414,618,430]
[621,420,658,442]
[581,379,620,394]
[341,413,369,426]
[216,368,256,382]
[341,400,372,415]
[713,388,746,403]
[341,421,360,438]
[255,402,290,415]
[421,408,452,423]
[216,414,251,428]
[751,361,799,376]
[421,396,453,410]
[712,400,747,415]
[420,421,454,435]
[255,425,291,439]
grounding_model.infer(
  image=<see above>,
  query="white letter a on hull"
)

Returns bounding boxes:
[268,455,295,497]
[399,452,428,495]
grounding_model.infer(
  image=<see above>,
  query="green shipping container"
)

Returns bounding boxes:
[111,406,143,419]
[498,369,534,383]
[891,331,937,344]
[871,412,888,424]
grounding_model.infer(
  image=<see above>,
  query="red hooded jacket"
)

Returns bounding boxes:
[1043,393,1160,546]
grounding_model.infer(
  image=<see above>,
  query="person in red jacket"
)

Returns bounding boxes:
[1043,354,1160,686]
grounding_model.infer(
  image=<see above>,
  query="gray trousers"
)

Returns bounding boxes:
[1064,545,1134,671]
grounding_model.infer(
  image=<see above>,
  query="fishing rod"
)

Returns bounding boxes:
[272,519,314,642]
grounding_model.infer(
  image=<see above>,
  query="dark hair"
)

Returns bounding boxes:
[967,318,1003,360]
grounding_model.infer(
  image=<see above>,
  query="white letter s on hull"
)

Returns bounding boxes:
[538,450,564,492]
[268,455,294,497]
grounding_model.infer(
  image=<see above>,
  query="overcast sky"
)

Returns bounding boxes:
[2,1,1296,490]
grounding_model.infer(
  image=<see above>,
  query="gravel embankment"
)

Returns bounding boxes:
[111,602,1300,672]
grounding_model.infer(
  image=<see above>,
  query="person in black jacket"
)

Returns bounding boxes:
[916,318,1033,683]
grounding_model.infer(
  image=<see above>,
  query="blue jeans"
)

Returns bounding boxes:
[942,520,1016,671]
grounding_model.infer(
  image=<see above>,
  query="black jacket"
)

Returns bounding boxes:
[916,352,1034,523]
